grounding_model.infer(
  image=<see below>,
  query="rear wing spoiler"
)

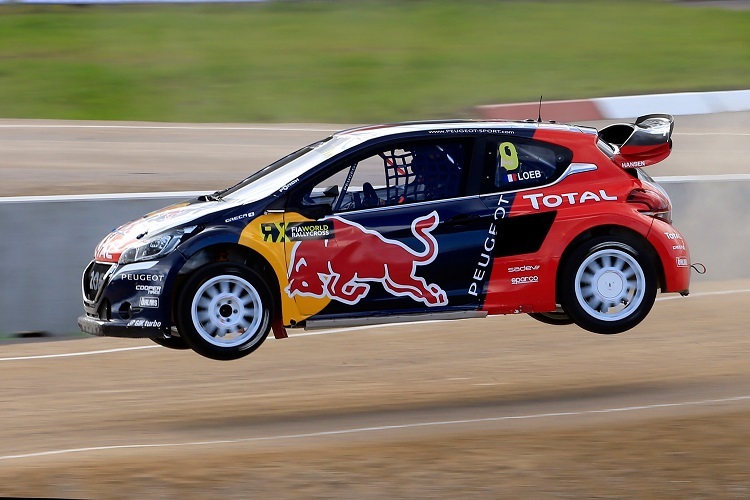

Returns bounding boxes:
[598,114,674,168]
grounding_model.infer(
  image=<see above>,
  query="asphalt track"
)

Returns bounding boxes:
[1,112,750,498]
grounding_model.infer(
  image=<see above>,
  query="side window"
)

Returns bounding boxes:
[482,137,572,193]
[296,139,470,213]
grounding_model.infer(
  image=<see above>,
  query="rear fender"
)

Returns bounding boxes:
[484,208,653,315]
[646,218,691,293]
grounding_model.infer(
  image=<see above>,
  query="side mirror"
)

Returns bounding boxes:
[291,185,338,220]
[322,185,339,198]
[298,202,332,220]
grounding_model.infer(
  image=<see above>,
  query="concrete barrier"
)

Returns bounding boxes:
[0,192,200,336]
[0,179,746,336]
[477,89,750,121]
[655,176,750,285]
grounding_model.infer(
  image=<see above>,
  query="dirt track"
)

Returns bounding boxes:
[2,282,750,498]
[1,113,750,497]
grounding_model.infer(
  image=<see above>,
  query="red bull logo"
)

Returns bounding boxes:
[285,211,448,306]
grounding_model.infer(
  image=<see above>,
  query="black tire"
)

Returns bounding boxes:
[177,263,273,361]
[560,236,657,335]
[150,335,190,350]
[528,311,574,326]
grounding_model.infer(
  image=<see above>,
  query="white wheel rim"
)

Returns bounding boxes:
[574,248,645,322]
[190,275,265,348]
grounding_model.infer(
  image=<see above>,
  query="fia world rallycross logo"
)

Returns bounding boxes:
[285,211,448,306]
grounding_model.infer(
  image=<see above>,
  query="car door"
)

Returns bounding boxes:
[282,136,492,318]
[475,135,574,312]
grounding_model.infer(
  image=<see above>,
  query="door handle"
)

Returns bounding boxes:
[444,213,488,227]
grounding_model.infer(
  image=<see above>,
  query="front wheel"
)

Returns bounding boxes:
[177,263,273,361]
[151,335,190,350]
[560,236,657,335]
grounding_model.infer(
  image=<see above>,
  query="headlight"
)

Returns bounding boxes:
[119,226,198,265]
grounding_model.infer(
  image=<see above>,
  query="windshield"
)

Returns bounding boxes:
[219,135,361,203]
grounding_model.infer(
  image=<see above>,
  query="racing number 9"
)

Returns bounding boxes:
[499,142,519,171]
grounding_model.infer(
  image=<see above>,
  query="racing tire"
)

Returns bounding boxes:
[177,263,272,361]
[150,335,190,350]
[528,311,574,326]
[560,236,657,335]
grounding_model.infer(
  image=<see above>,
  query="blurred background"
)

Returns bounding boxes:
[0,0,747,123]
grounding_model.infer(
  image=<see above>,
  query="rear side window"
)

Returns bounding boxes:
[482,137,572,194]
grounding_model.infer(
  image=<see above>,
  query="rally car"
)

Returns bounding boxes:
[79,115,691,360]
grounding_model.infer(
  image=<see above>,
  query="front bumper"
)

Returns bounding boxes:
[80,254,186,339]
[78,315,165,338]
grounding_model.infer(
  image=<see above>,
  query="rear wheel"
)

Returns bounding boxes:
[560,236,657,335]
[177,263,272,361]
[528,311,574,326]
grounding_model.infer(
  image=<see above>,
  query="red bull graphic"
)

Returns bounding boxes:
[285,211,448,306]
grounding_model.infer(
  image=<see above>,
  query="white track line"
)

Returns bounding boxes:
[0,191,206,204]
[656,289,750,301]
[675,132,750,136]
[2,288,748,363]
[0,123,338,132]
[654,174,750,183]
[0,345,159,362]
[3,393,750,462]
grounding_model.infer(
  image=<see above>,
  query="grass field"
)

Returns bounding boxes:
[0,1,747,123]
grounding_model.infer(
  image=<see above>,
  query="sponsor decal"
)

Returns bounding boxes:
[145,207,189,223]
[468,194,514,297]
[279,178,299,192]
[285,211,447,306]
[508,265,540,273]
[286,221,334,241]
[511,275,539,285]
[139,297,159,308]
[126,319,162,328]
[96,236,124,261]
[118,273,165,282]
[429,128,515,135]
[506,170,542,183]
[135,284,163,295]
[676,257,689,268]
[621,160,647,168]
[97,249,114,261]
[664,231,682,240]
[225,212,255,224]
[261,222,286,243]
[263,221,334,242]
[523,189,617,210]
[672,244,686,251]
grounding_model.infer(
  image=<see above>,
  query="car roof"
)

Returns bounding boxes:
[334,120,598,142]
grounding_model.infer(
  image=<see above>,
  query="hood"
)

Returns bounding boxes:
[94,198,240,263]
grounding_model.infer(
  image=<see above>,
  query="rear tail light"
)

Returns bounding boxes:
[627,188,672,223]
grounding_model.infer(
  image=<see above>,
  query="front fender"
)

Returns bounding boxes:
[177,226,242,259]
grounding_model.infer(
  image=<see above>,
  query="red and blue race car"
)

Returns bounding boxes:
[79,115,690,360]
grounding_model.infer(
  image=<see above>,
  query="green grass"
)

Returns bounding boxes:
[0,1,747,123]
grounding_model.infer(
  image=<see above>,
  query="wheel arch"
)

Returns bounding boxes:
[174,243,282,330]
[556,224,665,302]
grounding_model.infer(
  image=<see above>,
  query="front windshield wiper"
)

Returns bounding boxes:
[197,191,225,202]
